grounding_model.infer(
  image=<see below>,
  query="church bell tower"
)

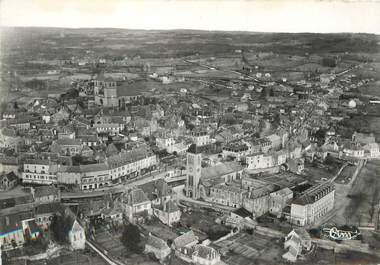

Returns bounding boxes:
[186,144,202,199]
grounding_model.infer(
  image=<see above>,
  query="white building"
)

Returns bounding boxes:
[22,160,58,185]
[153,200,181,227]
[290,183,335,226]
[343,144,365,158]
[125,188,152,223]
[192,245,221,265]
[191,128,210,147]
[363,143,380,158]
[93,123,124,135]
[80,163,111,190]
[107,147,157,181]
[145,234,171,260]
[156,136,175,150]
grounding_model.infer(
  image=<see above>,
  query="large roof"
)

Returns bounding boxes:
[201,162,243,180]
[138,179,170,201]
[126,188,150,206]
[293,182,335,206]
[146,234,169,250]
[173,230,198,249]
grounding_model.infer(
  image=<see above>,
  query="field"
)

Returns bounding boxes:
[345,160,380,226]
[179,208,230,241]
[335,165,356,184]
[213,232,284,265]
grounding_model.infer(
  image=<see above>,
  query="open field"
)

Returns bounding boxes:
[213,232,284,265]
[345,160,380,226]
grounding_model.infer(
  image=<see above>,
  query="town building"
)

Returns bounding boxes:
[125,188,152,223]
[22,160,58,185]
[282,228,312,262]
[192,245,221,265]
[0,172,18,191]
[145,234,171,260]
[290,183,335,226]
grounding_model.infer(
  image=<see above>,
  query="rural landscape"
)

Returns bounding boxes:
[0,25,380,265]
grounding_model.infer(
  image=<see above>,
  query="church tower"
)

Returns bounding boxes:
[186,144,202,199]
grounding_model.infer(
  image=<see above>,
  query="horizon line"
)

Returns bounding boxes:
[1,26,379,36]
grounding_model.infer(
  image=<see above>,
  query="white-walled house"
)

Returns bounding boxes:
[290,183,335,226]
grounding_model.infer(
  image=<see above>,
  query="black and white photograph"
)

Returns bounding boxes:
[0,1,380,264]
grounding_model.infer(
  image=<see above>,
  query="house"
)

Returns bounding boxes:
[352,132,376,145]
[208,183,247,208]
[93,123,124,135]
[153,200,181,227]
[222,142,250,161]
[0,127,23,149]
[0,213,27,249]
[287,158,304,174]
[242,185,275,217]
[0,156,19,176]
[0,172,18,190]
[34,202,61,231]
[269,187,293,217]
[51,139,83,156]
[342,143,364,158]
[172,230,198,250]
[22,159,58,185]
[101,200,124,226]
[282,228,312,262]
[32,186,60,203]
[80,163,111,191]
[139,179,172,206]
[363,143,380,158]
[227,207,254,229]
[192,245,221,265]
[156,135,176,150]
[145,234,171,260]
[63,208,86,250]
[125,188,152,223]
[290,183,335,226]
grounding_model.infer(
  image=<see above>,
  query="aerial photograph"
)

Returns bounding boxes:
[0,0,379,264]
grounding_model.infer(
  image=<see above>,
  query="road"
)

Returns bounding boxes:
[318,159,365,226]
[61,169,168,199]
[86,240,124,265]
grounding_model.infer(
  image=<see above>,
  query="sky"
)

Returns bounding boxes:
[0,0,380,34]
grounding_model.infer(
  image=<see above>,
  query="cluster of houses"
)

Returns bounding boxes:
[0,186,85,251]
[145,230,223,265]
[184,143,336,227]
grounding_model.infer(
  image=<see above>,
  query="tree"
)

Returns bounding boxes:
[50,214,70,244]
[121,224,142,253]
[369,180,380,222]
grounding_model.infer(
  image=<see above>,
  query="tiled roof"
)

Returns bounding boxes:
[57,138,82,146]
[79,163,108,173]
[107,147,154,168]
[293,183,335,206]
[138,179,170,201]
[202,162,243,180]
[147,234,169,250]
[173,230,198,248]
[193,245,218,260]
[232,207,251,218]
[1,172,18,182]
[164,200,179,213]
[127,188,150,206]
